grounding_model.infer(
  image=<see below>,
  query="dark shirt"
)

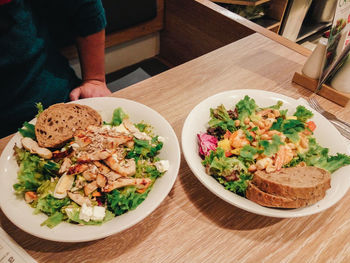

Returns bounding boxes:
[0,0,106,137]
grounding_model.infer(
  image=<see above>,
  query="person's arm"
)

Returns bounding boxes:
[69,29,111,100]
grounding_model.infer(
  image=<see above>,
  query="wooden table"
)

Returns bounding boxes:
[1,33,350,263]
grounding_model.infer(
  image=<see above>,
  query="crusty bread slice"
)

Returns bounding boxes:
[35,103,102,148]
[246,182,326,209]
[252,167,331,200]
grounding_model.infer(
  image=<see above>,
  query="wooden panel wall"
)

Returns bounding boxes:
[159,0,255,66]
[160,0,311,66]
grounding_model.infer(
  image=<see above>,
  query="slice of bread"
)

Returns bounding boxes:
[252,167,331,200]
[246,182,326,209]
[35,103,102,148]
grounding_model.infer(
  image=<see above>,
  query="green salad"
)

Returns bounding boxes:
[197,95,350,197]
[14,106,169,228]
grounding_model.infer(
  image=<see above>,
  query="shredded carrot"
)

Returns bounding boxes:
[92,191,102,197]
[136,188,148,194]
[307,121,316,132]
[223,130,232,140]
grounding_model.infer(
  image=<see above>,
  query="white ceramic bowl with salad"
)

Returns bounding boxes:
[0,97,181,242]
[182,89,350,218]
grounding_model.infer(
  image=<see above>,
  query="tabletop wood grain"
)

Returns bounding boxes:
[1,33,350,263]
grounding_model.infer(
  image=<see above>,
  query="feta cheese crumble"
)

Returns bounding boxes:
[154,160,170,173]
[79,204,106,222]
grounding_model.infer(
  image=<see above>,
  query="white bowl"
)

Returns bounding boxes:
[182,89,350,218]
[0,97,181,242]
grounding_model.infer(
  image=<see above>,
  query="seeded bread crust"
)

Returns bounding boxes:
[246,182,326,209]
[35,103,102,148]
[252,167,331,200]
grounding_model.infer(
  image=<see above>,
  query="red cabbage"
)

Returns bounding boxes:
[197,133,218,157]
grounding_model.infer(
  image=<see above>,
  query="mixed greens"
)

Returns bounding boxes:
[198,95,350,197]
[14,107,168,228]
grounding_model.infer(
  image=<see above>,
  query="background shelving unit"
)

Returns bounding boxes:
[212,0,270,6]
[211,0,288,33]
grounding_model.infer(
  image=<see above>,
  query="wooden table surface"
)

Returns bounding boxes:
[1,33,350,263]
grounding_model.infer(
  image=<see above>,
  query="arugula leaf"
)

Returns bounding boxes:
[105,108,128,126]
[208,105,236,132]
[18,122,36,139]
[135,123,147,132]
[235,95,257,122]
[107,187,151,216]
[127,137,163,161]
[259,134,284,156]
[293,105,313,122]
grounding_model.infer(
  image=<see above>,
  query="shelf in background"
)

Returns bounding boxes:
[211,0,270,6]
[252,16,280,30]
[296,22,331,43]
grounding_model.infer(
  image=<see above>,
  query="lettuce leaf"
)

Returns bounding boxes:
[215,173,252,197]
[40,211,64,228]
[208,104,236,132]
[298,138,350,173]
[13,147,60,194]
[36,180,57,198]
[65,207,114,225]
[203,147,247,177]
[35,194,71,215]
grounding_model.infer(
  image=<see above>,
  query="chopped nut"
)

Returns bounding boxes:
[257,121,265,129]
[261,134,270,140]
[267,112,275,118]
[273,109,280,117]
[248,164,257,172]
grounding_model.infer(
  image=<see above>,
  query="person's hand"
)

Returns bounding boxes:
[69,80,111,101]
